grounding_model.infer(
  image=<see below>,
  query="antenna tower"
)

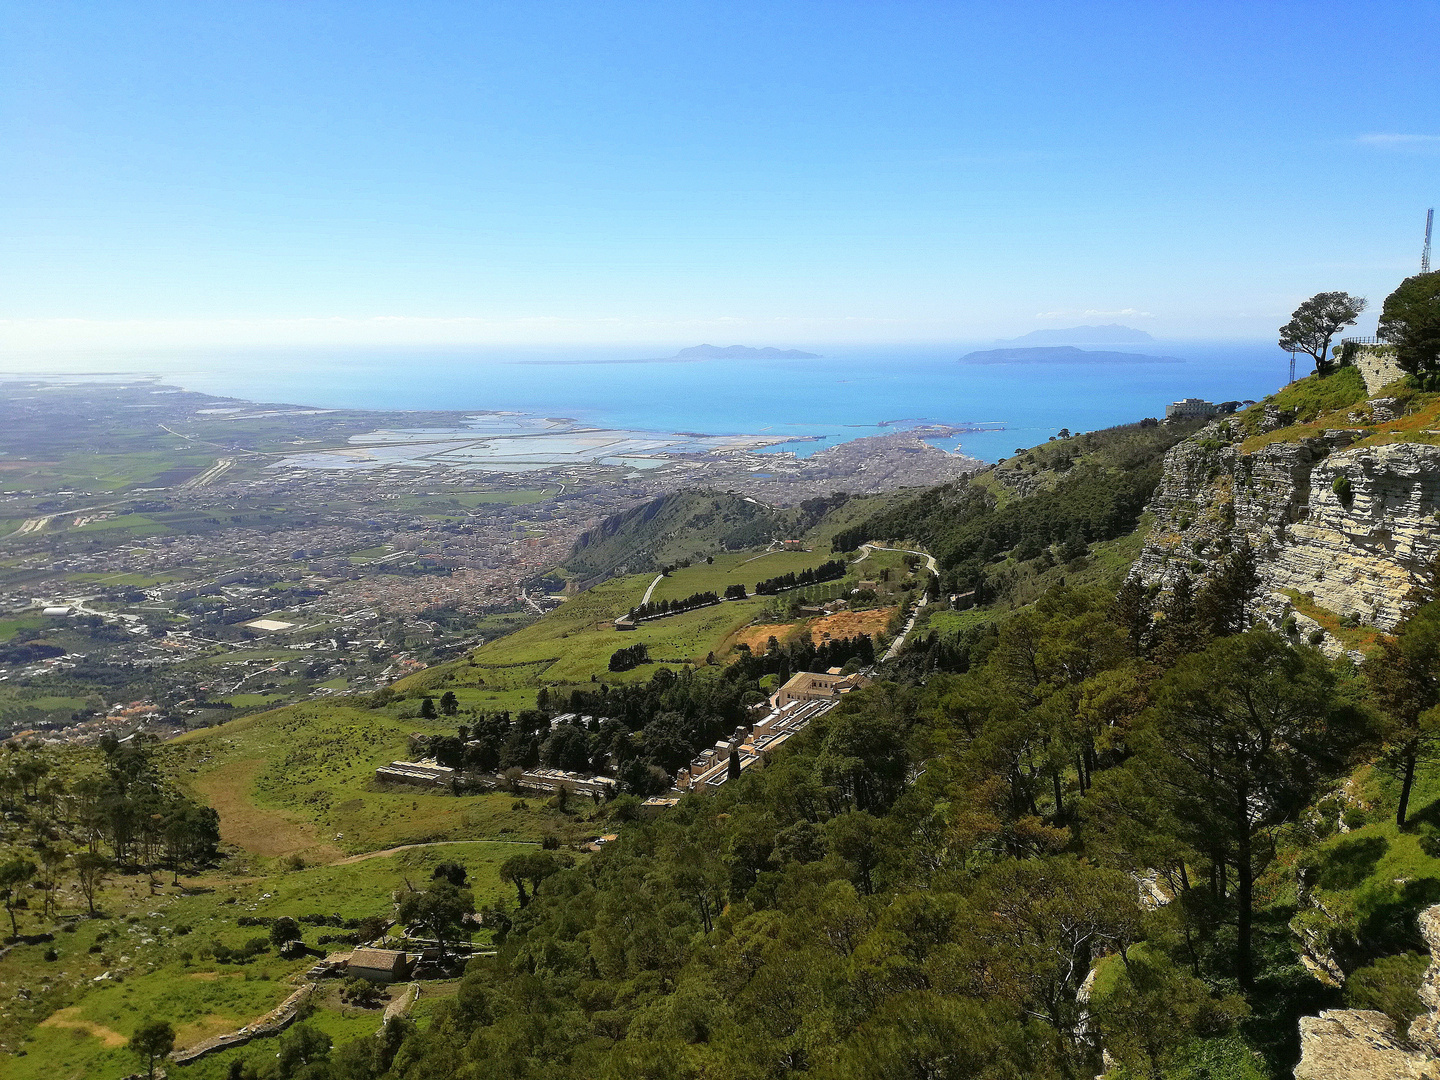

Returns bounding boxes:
[1425,208,1434,274]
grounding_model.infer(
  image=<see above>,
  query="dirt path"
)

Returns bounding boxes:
[332,838,538,866]
[853,542,938,575]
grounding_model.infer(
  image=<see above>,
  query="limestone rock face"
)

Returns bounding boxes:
[1292,904,1440,1079]
[1134,424,1440,650]
[1294,1010,1439,1080]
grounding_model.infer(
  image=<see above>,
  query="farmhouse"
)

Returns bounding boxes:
[347,947,411,983]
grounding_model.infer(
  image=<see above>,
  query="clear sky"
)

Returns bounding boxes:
[3,0,1437,356]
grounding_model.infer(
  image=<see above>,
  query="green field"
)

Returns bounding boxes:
[410,576,754,692]
[0,614,49,640]
[646,547,839,602]
[67,571,182,587]
[164,703,593,857]
[3,841,523,1080]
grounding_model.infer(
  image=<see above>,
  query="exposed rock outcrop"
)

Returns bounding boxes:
[1294,904,1440,1079]
[1294,1009,1438,1080]
[1134,420,1440,651]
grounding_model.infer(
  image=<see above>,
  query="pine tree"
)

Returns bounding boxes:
[1115,575,1151,657]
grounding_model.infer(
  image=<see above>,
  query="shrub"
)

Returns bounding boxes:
[1345,952,1430,1030]
[339,975,385,1007]
[1333,475,1353,506]
[1309,629,1326,646]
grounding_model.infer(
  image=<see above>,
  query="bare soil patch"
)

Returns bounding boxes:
[38,1007,127,1048]
[730,607,896,653]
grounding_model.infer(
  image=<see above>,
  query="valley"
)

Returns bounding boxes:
[5,355,1440,1079]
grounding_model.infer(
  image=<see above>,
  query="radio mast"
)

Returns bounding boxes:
[1424,208,1434,274]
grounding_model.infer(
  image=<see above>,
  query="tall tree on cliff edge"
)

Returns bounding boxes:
[1279,291,1367,375]
[1366,601,1440,827]
[1379,272,1440,379]
[1134,630,1358,989]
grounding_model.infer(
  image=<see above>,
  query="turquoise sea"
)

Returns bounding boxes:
[16,342,1295,463]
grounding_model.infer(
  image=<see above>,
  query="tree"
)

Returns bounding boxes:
[1365,601,1440,826]
[1153,571,1203,664]
[439,690,459,716]
[420,696,438,720]
[498,850,569,908]
[270,915,301,947]
[397,878,473,958]
[1134,630,1357,988]
[1378,272,1440,377]
[1279,291,1367,376]
[542,724,592,773]
[814,708,909,813]
[273,1021,331,1075]
[130,1019,175,1079]
[0,858,36,939]
[1115,575,1151,657]
[1195,544,1261,639]
[432,861,468,886]
[72,852,108,917]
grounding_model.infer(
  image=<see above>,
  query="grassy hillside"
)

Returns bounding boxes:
[400,543,855,700]
[562,490,787,582]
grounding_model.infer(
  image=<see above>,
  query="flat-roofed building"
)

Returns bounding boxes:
[774,669,870,708]
[1165,398,1217,420]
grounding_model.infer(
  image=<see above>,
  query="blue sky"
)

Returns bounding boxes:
[3,0,1437,355]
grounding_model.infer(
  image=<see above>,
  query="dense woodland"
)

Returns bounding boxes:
[207,537,1440,1080]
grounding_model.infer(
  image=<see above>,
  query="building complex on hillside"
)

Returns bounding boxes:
[774,667,869,707]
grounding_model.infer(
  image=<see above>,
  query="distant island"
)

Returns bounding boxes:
[671,344,821,360]
[999,324,1155,345]
[516,344,822,366]
[959,345,1183,365]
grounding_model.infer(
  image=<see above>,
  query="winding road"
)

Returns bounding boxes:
[850,543,940,662]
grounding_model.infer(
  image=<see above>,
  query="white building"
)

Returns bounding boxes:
[1165,398,1218,420]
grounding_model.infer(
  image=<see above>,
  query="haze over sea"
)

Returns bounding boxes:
[13,341,1292,464]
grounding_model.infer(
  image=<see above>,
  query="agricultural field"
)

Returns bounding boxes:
[406,554,829,695]
[645,547,839,602]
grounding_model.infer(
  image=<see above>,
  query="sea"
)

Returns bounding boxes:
[7,341,1294,464]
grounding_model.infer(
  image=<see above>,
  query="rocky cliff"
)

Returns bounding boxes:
[1133,405,1440,652]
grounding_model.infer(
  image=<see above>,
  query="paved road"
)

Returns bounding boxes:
[639,573,666,605]
[850,543,939,662]
[183,456,235,489]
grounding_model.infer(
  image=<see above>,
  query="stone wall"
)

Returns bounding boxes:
[1352,344,1406,396]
